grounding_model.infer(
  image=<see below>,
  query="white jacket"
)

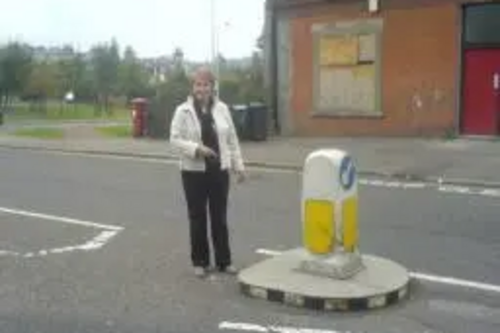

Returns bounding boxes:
[169,96,245,172]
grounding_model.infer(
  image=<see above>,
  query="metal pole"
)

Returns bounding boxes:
[210,0,220,96]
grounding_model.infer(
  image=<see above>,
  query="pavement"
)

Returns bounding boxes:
[0,148,499,333]
[0,118,128,129]
[1,122,500,187]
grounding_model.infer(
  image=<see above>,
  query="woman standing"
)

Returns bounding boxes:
[169,67,246,278]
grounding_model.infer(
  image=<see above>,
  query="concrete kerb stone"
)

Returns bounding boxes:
[0,144,169,161]
[239,281,409,312]
[238,248,411,312]
[1,143,500,189]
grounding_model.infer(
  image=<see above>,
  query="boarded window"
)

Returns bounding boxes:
[312,19,383,117]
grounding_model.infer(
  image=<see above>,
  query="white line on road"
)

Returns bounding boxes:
[219,321,343,333]
[255,248,500,295]
[256,248,283,256]
[20,229,121,258]
[410,272,500,294]
[0,205,123,258]
[0,206,123,231]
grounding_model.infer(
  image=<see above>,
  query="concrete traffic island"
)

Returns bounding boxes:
[238,249,410,311]
[238,149,410,311]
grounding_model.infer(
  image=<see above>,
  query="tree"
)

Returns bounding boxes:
[55,45,85,97]
[0,42,33,110]
[157,48,190,119]
[218,51,265,104]
[119,46,150,102]
[69,53,90,101]
[23,61,58,112]
[219,78,241,105]
[89,39,120,114]
[240,51,265,102]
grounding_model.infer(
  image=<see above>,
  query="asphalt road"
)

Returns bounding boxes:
[0,148,499,333]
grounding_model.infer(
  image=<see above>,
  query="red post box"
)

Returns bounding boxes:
[131,98,148,138]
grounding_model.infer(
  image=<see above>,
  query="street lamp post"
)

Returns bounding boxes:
[210,0,220,96]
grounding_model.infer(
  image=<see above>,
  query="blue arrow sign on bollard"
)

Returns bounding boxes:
[339,156,356,191]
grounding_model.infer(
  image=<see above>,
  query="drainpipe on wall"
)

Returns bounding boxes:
[264,0,280,134]
[271,4,280,134]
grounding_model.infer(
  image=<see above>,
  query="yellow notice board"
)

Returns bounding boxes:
[303,199,335,254]
[319,35,359,66]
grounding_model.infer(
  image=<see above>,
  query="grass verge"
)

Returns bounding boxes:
[94,125,132,138]
[6,102,129,122]
[12,127,65,140]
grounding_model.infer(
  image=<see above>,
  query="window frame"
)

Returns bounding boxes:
[311,18,384,118]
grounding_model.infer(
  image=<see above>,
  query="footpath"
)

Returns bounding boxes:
[0,122,499,188]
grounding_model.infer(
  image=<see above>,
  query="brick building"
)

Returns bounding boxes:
[263,0,500,137]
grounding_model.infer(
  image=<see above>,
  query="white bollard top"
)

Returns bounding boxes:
[302,149,357,201]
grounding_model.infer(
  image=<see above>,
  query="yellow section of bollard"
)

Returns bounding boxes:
[342,195,358,252]
[303,199,335,254]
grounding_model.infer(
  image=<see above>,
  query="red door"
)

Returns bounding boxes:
[462,49,500,136]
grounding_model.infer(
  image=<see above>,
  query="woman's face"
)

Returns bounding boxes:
[192,78,213,102]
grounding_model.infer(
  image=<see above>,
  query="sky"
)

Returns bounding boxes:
[0,0,266,61]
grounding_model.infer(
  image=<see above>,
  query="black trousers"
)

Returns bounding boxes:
[181,168,231,268]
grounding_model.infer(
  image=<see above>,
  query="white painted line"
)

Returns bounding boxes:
[256,248,283,256]
[438,185,472,194]
[219,321,342,333]
[0,250,20,257]
[255,248,500,295]
[220,321,268,333]
[410,272,500,294]
[1,230,121,259]
[0,205,123,258]
[479,189,500,197]
[0,206,123,231]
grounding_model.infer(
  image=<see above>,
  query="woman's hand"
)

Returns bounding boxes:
[196,145,217,159]
[234,170,246,183]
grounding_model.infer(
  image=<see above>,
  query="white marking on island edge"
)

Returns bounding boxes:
[255,249,500,295]
[219,321,342,333]
[0,205,123,258]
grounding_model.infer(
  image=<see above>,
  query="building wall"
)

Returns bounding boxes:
[288,2,460,136]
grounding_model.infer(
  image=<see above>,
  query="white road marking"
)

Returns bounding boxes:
[255,249,500,295]
[219,321,342,333]
[360,179,500,197]
[0,205,123,258]
[256,248,283,256]
[11,229,121,258]
[7,148,500,198]
[0,206,123,231]
[220,322,268,333]
[410,272,500,294]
